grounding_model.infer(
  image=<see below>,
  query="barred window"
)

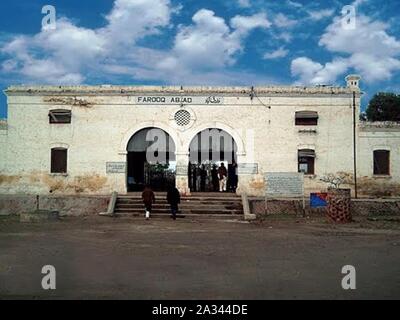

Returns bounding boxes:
[298,149,315,175]
[49,109,72,124]
[373,150,390,175]
[295,111,318,126]
[51,148,68,173]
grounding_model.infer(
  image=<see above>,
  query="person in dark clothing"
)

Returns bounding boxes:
[191,165,198,192]
[218,163,228,192]
[142,185,155,220]
[167,186,181,220]
[211,164,219,192]
[228,160,238,192]
[200,164,207,192]
[188,162,192,191]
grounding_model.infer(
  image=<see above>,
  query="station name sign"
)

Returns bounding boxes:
[136,96,224,105]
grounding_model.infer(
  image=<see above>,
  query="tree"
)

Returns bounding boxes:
[366,92,400,122]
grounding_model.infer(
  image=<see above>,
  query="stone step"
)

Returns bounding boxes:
[117,197,241,202]
[115,203,242,209]
[115,205,242,212]
[117,197,242,202]
[114,193,244,219]
[115,213,243,219]
[114,208,243,215]
[124,192,239,198]
[116,200,242,206]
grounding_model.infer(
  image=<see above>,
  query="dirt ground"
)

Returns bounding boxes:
[0,215,399,300]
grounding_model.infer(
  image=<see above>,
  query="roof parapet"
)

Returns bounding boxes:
[4,84,358,96]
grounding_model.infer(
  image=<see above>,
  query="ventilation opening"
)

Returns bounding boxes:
[174,110,191,127]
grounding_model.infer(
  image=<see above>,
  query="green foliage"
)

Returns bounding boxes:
[366,92,400,122]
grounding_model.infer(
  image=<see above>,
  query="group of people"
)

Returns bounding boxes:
[141,161,239,220]
[190,161,238,192]
[142,185,180,220]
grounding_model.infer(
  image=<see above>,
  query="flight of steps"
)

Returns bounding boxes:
[114,192,244,219]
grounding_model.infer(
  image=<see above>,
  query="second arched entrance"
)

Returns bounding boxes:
[188,128,238,193]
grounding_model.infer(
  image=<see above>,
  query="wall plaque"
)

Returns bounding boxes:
[106,162,126,174]
[238,163,258,175]
[265,172,304,198]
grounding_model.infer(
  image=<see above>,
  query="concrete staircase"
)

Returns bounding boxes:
[114,192,244,219]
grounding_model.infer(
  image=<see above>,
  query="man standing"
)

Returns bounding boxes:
[211,164,219,192]
[218,163,228,192]
[200,164,207,192]
[167,186,181,220]
[228,160,238,192]
[142,185,155,220]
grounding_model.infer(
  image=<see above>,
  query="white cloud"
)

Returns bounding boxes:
[1,1,273,86]
[291,57,349,85]
[319,16,400,57]
[101,0,172,46]
[291,57,324,84]
[291,14,400,85]
[1,0,174,84]
[348,53,400,82]
[166,9,236,70]
[38,19,106,68]
[230,12,271,34]
[274,32,293,43]
[158,10,271,72]
[1,59,18,72]
[273,13,297,28]
[286,0,303,9]
[307,9,335,21]
[263,47,289,60]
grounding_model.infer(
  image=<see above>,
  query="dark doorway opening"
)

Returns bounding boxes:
[188,129,238,193]
[127,127,176,192]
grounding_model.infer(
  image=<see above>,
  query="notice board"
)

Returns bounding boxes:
[265,172,304,198]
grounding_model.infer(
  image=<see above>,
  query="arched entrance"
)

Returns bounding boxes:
[127,127,176,192]
[188,128,238,193]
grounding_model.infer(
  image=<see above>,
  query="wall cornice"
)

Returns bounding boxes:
[4,85,361,97]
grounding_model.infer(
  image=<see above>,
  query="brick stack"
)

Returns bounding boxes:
[327,188,352,223]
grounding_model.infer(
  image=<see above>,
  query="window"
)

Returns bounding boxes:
[295,111,318,126]
[49,109,71,124]
[51,148,68,173]
[298,149,315,175]
[373,150,390,175]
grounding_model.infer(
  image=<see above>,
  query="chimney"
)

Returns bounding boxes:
[345,74,361,89]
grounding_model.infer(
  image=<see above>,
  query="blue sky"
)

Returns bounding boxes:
[1,0,400,118]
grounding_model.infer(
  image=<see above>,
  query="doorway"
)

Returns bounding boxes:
[188,128,238,193]
[126,127,176,192]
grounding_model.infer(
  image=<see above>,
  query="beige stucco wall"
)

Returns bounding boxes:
[357,122,400,197]
[3,79,398,198]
